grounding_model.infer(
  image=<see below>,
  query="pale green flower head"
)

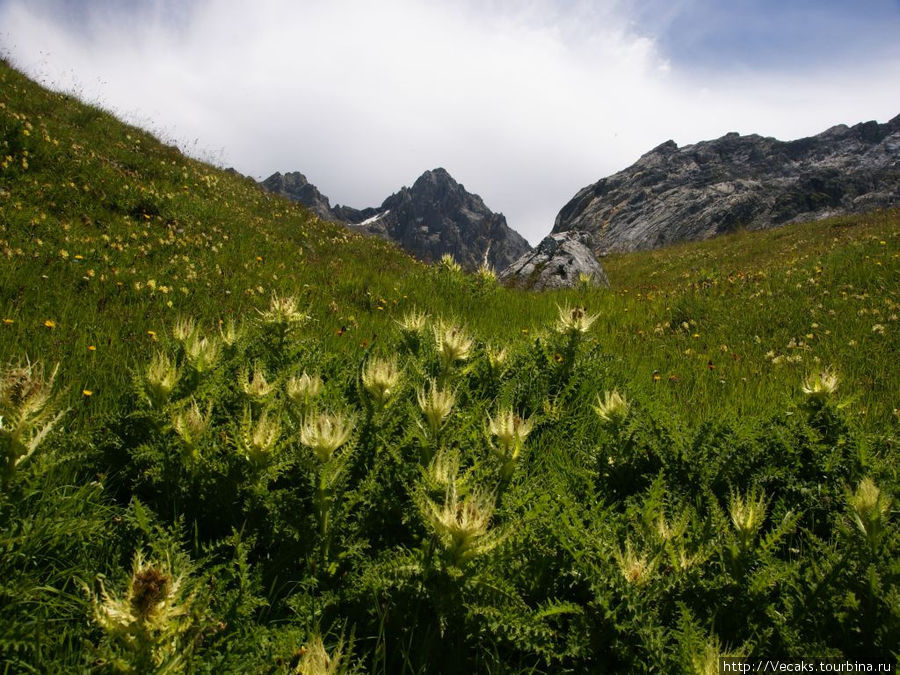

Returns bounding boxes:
[487,409,533,461]
[434,320,473,368]
[362,356,402,407]
[594,390,630,427]
[417,379,455,434]
[801,367,839,399]
[396,309,428,336]
[729,489,767,545]
[184,333,220,373]
[240,406,281,459]
[300,411,354,463]
[438,253,462,274]
[286,372,323,407]
[555,303,598,335]
[145,351,179,406]
[240,362,274,401]
[258,292,307,326]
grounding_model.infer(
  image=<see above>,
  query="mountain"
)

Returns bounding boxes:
[554,114,900,253]
[260,168,531,270]
[259,171,340,223]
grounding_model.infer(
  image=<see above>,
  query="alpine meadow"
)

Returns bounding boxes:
[1,57,898,673]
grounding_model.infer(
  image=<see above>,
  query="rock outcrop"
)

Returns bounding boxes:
[499,231,609,291]
[260,171,340,223]
[554,114,900,253]
[260,168,531,271]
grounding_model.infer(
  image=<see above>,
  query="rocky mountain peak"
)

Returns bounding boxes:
[259,168,531,270]
[554,113,900,253]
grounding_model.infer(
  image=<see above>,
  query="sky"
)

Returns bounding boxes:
[1,0,899,244]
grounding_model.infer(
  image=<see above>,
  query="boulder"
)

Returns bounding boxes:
[498,231,609,290]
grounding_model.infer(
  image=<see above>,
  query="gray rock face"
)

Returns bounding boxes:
[260,168,531,270]
[554,114,900,253]
[260,171,339,223]
[499,231,609,290]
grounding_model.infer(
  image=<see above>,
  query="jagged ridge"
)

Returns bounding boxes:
[260,168,531,270]
[554,114,900,253]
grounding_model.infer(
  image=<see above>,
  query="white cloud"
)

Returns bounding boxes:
[1,0,898,243]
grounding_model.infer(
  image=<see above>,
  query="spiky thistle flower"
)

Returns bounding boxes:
[850,477,891,548]
[476,263,496,283]
[300,412,354,463]
[438,253,462,274]
[801,367,839,400]
[144,352,179,407]
[0,360,65,477]
[293,633,347,675]
[361,356,402,408]
[427,448,460,489]
[434,320,473,369]
[615,540,654,586]
[486,346,508,372]
[171,399,212,453]
[422,481,502,566]
[171,316,197,343]
[286,372,323,408]
[487,409,534,462]
[94,551,188,634]
[729,489,767,549]
[594,390,630,428]
[184,333,220,373]
[238,406,281,461]
[417,379,455,434]
[555,303,598,335]
[258,292,307,326]
[396,309,428,336]
[240,362,274,402]
[218,318,241,347]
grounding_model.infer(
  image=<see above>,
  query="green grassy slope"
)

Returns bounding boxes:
[2,51,898,429]
[1,60,899,672]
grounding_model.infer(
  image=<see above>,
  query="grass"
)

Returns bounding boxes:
[1,58,898,672]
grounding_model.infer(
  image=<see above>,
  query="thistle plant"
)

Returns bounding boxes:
[171,399,212,460]
[594,390,630,429]
[300,411,355,566]
[396,309,428,336]
[438,253,462,274]
[218,318,241,348]
[171,315,197,343]
[729,489,768,551]
[427,448,460,490]
[396,308,428,352]
[486,345,508,373]
[286,371,323,411]
[421,480,503,567]
[475,263,496,284]
[91,550,195,672]
[434,320,473,373]
[0,360,65,484]
[850,477,891,550]
[240,362,274,403]
[417,378,455,436]
[239,406,281,462]
[292,633,349,675]
[300,412,354,464]
[361,356,402,409]
[184,332,220,373]
[801,367,839,401]
[144,351,180,408]
[555,303,598,336]
[487,409,534,479]
[615,539,654,586]
[258,292,307,327]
